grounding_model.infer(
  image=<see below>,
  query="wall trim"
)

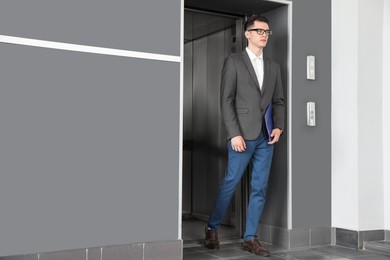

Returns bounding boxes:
[335,228,388,249]
[258,224,332,249]
[0,35,181,63]
[0,240,183,260]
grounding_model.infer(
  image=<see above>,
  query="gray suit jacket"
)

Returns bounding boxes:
[220,50,285,140]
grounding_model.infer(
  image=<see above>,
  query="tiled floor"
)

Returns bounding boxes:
[182,220,390,260]
[183,241,390,260]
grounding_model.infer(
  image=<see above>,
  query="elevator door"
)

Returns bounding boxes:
[182,9,244,240]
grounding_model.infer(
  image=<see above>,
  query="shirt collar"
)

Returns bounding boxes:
[246,47,263,60]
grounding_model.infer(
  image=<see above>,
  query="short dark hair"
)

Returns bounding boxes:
[244,15,269,31]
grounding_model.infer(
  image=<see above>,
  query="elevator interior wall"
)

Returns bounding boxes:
[183,10,241,227]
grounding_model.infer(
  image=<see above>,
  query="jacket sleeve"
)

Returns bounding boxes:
[220,56,241,139]
[272,64,285,131]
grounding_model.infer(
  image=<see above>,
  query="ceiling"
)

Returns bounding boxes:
[184,0,285,17]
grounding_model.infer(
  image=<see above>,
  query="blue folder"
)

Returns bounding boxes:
[264,104,274,142]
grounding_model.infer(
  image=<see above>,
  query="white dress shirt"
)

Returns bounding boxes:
[246,47,264,90]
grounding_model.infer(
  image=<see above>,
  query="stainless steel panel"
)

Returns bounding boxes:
[183,42,193,141]
[182,42,193,214]
[183,10,239,225]
[192,36,210,217]
[190,29,239,224]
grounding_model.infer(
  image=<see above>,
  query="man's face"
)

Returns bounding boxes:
[245,21,270,49]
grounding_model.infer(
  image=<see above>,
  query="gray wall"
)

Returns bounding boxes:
[290,0,332,229]
[0,0,181,257]
[0,0,180,56]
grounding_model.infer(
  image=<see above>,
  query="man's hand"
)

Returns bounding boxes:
[268,128,283,144]
[231,136,246,152]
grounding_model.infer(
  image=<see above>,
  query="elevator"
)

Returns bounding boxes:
[182,0,290,243]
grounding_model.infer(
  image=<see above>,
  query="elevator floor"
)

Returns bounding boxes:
[182,221,390,260]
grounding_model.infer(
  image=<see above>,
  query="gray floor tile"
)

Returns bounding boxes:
[183,247,199,254]
[187,247,217,253]
[348,254,390,260]
[374,241,390,246]
[231,255,286,260]
[218,241,244,250]
[274,249,342,259]
[313,246,372,258]
[183,251,220,260]
[206,248,252,258]
[263,243,289,254]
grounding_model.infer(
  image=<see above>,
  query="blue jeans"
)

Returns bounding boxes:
[207,133,274,240]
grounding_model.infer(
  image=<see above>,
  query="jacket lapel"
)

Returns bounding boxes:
[241,51,261,92]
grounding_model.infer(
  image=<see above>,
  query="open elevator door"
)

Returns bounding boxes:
[182,0,290,242]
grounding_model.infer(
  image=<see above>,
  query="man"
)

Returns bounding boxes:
[204,15,285,257]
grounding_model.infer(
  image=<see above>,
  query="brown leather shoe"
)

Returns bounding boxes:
[204,227,219,249]
[243,237,270,257]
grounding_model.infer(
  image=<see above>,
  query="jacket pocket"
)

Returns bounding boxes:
[235,108,249,114]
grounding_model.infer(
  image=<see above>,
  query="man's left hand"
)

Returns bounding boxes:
[268,128,283,144]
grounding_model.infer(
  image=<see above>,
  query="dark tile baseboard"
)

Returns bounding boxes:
[258,224,332,249]
[257,226,390,250]
[335,228,388,249]
[0,240,182,260]
[4,228,385,259]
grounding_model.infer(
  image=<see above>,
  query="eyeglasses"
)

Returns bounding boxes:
[247,28,272,36]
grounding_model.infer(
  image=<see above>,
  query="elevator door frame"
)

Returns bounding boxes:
[180,0,293,240]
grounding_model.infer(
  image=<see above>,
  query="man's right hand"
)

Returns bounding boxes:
[231,136,246,152]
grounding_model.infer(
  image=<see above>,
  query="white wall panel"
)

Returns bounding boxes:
[357,0,384,231]
[331,0,359,230]
[332,0,387,231]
